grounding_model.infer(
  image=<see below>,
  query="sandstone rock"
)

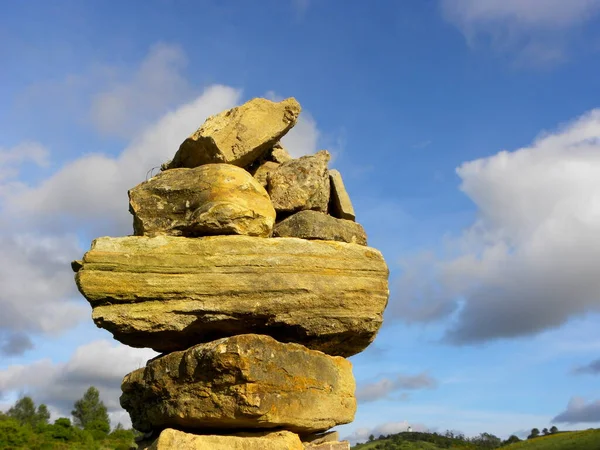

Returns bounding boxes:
[329,169,355,221]
[273,210,367,245]
[270,142,293,163]
[128,164,275,238]
[250,160,280,189]
[302,431,339,445]
[304,441,350,450]
[140,429,303,450]
[76,235,389,356]
[121,334,356,434]
[268,150,330,214]
[166,98,301,169]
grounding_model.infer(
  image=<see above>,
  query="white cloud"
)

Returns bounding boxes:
[90,43,193,138]
[440,0,600,65]
[356,373,438,403]
[0,142,49,181]
[0,234,86,346]
[392,109,600,343]
[0,340,157,427]
[281,111,320,158]
[3,85,241,238]
[553,397,600,423]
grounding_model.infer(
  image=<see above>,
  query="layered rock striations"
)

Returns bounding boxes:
[73,96,387,449]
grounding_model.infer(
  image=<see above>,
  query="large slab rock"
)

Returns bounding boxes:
[121,334,356,434]
[166,97,301,169]
[75,235,389,356]
[329,169,355,221]
[273,210,367,245]
[268,150,331,214]
[139,429,304,450]
[129,164,275,238]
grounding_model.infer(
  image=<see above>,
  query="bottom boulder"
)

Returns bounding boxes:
[139,429,304,450]
[121,334,356,434]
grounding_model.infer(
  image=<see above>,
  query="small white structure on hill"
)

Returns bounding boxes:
[407,426,412,433]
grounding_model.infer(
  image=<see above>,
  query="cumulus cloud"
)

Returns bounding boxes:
[573,358,600,375]
[392,109,600,343]
[357,373,438,403]
[90,43,193,138]
[553,397,600,423]
[3,85,241,238]
[440,0,600,65]
[0,234,86,350]
[0,340,157,427]
[281,111,320,158]
[0,142,49,181]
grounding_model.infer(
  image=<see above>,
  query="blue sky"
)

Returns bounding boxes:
[1,0,600,443]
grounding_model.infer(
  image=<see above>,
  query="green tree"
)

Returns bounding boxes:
[35,403,50,426]
[528,428,540,439]
[550,425,558,434]
[7,396,36,426]
[504,435,521,445]
[369,434,375,441]
[71,386,110,430]
[542,427,549,435]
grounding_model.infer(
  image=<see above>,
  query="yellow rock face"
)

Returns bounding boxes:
[166,97,301,169]
[142,429,304,450]
[128,164,276,238]
[120,334,356,434]
[75,235,389,356]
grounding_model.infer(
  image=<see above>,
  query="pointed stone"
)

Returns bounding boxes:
[166,97,301,169]
[270,142,293,163]
[328,169,355,221]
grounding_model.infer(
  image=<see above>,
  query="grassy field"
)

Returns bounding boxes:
[351,429,600,450]
[503,429,600,450]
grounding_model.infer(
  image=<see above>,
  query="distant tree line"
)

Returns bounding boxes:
[0,386,137,450]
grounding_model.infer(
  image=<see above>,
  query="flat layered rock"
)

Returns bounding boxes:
[329,169,355,221]
[268,150,331,214]
[140,429,303,450]
[121,334,356,434]
[166,97,301,169]
[129,164,275,237]
[75,235,389,356]
[273,210,367,245]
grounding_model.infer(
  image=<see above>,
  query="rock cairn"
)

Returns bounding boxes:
[73,97,389,450]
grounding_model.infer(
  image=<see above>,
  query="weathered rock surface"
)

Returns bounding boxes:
[121,334,356,434]
[75,235,389,356]
[270,142,293,163]
[305,441,350,450]
[329,169,355,221]
[273,210,367,245]
[250,160,279,188]
[128,164,275,238]
[139,429,304,450]
[166,98,301,169]
[268,150,331,214]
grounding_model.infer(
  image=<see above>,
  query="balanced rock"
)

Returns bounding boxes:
[128,164,275,238]
[273,210,367,245]
[75,235,389,356]
[268,150,330,214]
[166,97,301,169]
[120,334,356,434]
[139,429,304,450]
[329,169,356,221]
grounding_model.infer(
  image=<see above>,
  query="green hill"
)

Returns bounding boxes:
[502,429,600,450]
[351,429,600,450]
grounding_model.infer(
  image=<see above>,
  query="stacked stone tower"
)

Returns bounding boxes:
[73,97,389,449]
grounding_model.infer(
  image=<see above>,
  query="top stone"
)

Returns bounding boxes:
[165,97,301,169]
